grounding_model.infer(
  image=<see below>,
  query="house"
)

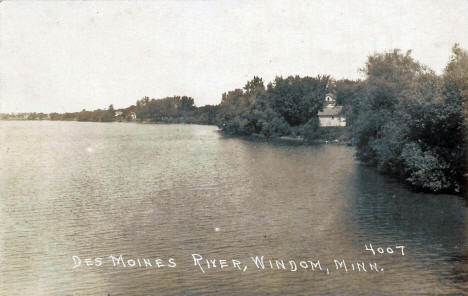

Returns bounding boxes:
[127,111,137,121]
[318,93,346,127]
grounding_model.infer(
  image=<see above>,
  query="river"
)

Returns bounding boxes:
[0,121,467,295]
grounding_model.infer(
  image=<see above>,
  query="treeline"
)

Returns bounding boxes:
[215,75,329,141]
[134,96,217,124]
[0,107,120,122]
[2,96,218,124]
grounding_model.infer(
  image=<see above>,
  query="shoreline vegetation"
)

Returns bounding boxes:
[2,46,467,194]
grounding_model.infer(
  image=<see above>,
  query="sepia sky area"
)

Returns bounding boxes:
[1,0,468,113]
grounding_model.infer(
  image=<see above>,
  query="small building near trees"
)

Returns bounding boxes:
[318,93,346,127]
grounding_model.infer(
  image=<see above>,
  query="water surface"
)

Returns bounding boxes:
[0,121,467,295]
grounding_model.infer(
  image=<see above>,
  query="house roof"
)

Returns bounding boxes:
[318,106,343,116]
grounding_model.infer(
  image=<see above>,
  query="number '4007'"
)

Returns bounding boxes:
[364,243,405,256]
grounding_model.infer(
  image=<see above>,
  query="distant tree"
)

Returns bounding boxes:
[77,109,90,121]
[180,96,195,122]
[102,104,115,122]
[243,76,265,96]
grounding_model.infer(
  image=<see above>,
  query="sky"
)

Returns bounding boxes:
[1,0,468,113]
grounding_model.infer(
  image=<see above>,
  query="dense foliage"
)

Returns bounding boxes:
[77,104,115,122]
[351,47,467,192]
[135,96,193,122]
[332,79,365,127]
[3,97,218,125]
[216,75,329,140]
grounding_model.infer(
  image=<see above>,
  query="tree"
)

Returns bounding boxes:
[215,75,329,139]
[353,47,466,192]
[265,75,329,127]
[180,96,195,122]
[243,76,265,96]
[333,79,365,126]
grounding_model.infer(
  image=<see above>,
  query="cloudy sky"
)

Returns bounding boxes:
[1,0,468,113]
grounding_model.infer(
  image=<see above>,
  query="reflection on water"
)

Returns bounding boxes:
[0,121,467,295]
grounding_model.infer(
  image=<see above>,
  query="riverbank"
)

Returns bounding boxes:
[242,127,352,145]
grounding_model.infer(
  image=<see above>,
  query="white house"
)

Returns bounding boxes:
[318,93,346,127]
[128,111,137,121]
